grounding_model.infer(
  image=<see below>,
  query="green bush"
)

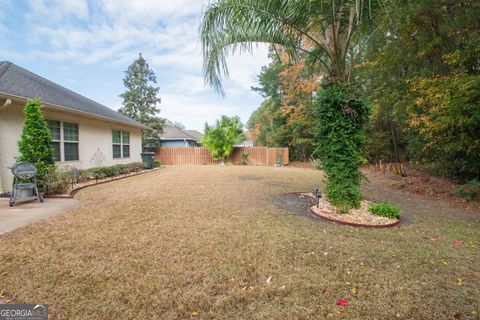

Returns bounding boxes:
[368,203,400,219]
[154,160,161,168]
[452,179,480,201]
[202,115,245,162]
[17,99,55,188]
[127,162,144,172]
[310,158,322,170]
[313,85,370,210]
[241,152,249,165]
[44,162,151,195]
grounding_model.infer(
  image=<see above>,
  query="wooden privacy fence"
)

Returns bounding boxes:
[154,147,289,166]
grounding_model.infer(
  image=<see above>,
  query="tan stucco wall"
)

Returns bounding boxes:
[0,101,142,193]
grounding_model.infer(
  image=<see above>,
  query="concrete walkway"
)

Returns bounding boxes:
[0,198,80,234]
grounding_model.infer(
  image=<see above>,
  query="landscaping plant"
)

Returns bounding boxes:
[368,203,400,219]
[17,98,55,187]
[313,85,370,210]
[453,179,480,201]
[241,152,249,165]
[202,115,245,163]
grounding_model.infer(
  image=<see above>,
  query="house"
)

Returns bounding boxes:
[0,61,148,193]
[234,130,254,147]
[160,126,203,147]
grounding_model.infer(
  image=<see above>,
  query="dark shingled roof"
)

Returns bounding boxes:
[0,61,147,129]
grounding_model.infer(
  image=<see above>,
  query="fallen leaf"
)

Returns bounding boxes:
[351,288,357,294]
[191,311,198,317]
[451,240,463,248]
[336,298,348,306]
[266,276,273,284]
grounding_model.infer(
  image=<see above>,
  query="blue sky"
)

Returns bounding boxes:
[0,0,270,131]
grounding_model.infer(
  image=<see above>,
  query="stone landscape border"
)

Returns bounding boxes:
[0,168,160,199]
[287,192,402,228]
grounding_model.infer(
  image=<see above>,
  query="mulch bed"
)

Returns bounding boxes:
[303,193,400,227]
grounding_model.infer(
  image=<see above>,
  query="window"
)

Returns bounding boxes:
[47,120,61,161]
[112,130,130,158]
[46,120,79,162]
[122,131,130,158]
[63,123,79,161]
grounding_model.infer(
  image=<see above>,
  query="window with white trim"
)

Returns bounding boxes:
[47,120,79,161]
[47,120,61,161]
[113,130,130,158]
[63,122,79,161]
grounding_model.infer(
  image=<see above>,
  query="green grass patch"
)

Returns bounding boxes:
[368,203,400,219]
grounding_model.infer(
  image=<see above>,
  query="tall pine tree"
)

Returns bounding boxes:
[119,53,163,147]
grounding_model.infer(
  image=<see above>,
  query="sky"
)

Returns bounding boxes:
[0,0,270,131]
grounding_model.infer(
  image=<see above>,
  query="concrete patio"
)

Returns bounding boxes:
[0,197,80,234]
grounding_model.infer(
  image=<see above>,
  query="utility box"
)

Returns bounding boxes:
[141,152,155,169]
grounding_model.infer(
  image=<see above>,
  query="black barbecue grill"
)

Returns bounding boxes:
[9,161,43,207]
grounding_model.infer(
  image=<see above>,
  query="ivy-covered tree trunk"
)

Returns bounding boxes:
[313,85,370,211]
[17,99,55,187]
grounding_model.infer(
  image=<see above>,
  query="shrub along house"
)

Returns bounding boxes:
[0,61,148,193]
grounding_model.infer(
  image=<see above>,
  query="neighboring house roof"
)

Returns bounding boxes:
[161,127,203,142]
[0,61,148,129]
[184,130,203,142]
[234,139,254,147]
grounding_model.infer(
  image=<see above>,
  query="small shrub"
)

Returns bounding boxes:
[310,158,322,170]
[44,169,72,195]
[127,162,144,172]
[154,160,161,168]
[452,178,480,201]
[241,152,249,165]
[44,162,151,195]
[368,203,400,219]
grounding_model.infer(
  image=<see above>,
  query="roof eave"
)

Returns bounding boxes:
[0,92,149,130]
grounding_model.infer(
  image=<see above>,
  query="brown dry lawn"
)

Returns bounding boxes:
[0,165,479,319]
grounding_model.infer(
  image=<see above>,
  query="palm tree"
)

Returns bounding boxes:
[202,115,245,164]
[200,0,393,209]
[200,0,390,93]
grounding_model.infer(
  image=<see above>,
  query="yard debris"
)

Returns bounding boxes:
[451,240,463,248]
[336,299,348,307]
[266,276,273,284]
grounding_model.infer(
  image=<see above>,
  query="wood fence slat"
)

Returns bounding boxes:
[154,147,288,166]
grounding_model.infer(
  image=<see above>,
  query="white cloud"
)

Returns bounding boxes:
[27,0,89,22]
[7,0,270,129]
[160,94,250,131]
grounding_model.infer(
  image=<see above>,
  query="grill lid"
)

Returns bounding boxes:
[10,161,37,179]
